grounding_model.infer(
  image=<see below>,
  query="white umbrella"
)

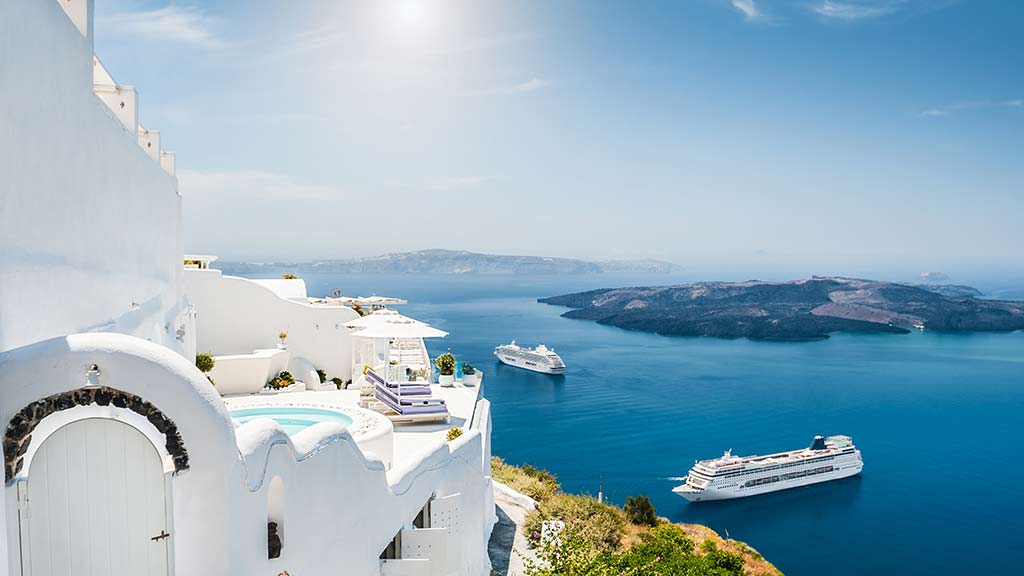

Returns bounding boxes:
[344,308,410,328]
[350,321,449,339]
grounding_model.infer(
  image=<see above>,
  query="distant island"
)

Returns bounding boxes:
[539,277,1024,341]
[221,249,682,275]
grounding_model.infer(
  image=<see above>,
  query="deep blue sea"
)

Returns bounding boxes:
[224,268,1024,576]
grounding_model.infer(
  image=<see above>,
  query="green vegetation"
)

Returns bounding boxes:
[435,352,456,376]
[524,493,626,551]
[351,302,367,317]
[195,352,215,373]
[330,377,345,389]
[491,457,559,502]
[316,369,327,384]
[493,458,782,576]
[446,427,464,442]
[278,331,288,341]
[268,371,295,390]
[623,494,657,527]
[462,362,476,375]
[281,274,298,279]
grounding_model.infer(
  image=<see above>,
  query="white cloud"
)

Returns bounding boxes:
[509,78,552,94]
[918,99,1024,118]
[98,5,223,47]
[178,170,339,201]
[731,0,762,20]
[811,1,903,21]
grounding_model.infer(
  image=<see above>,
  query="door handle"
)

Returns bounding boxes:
[151,530,170,542]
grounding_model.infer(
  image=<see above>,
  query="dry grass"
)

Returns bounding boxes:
[491,457,559,502]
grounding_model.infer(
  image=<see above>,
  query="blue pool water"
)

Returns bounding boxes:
[222,268,1024,576]
[229,406,354,436]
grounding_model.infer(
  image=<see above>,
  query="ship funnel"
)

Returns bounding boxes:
[810,435,827,450]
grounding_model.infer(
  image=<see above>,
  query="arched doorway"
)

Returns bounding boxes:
[17,418,171,576]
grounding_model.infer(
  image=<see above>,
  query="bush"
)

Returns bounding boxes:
[195,352,215,373]
[352,302,366,317]
[524,493,626,551]
[435,352,456,376]
[281,274,297,279]
[446,427,463,441]
[525,523,746,576]
[278,331,288,340]
[316,369,327,384]
[462,362,476,375]
[491,457,559,503]
[331,377,345,389]
[624,494,658,527]
[268,371,295,390]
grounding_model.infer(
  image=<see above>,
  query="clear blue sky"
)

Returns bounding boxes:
[94,1,1022,281]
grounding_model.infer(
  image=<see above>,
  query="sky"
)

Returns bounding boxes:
[93,0,1023,281]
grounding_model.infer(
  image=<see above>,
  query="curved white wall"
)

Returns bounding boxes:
[185,269,359,382]
[0,0,183,355]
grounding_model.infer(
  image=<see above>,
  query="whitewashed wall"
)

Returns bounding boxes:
[185,269,360,382]
[0,0,183,355]
[1,334,495,576]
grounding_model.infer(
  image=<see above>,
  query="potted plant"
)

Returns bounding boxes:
[435,351,456,387]
[277,331,288,350]
[462,362,478,386]
[196,352,216,386]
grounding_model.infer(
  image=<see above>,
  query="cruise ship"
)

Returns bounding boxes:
[672,435,863,502]
[494,341,566,374]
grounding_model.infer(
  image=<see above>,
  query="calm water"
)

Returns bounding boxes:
[225,268,1024,575]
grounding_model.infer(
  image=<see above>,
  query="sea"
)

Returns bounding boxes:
[221,267,1024,576]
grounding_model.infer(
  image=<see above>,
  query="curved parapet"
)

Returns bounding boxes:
[0,332,243,574]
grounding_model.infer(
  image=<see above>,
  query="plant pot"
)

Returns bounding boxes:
[277,342,287,350]
[439,374,455,387]
[462,373,478,386]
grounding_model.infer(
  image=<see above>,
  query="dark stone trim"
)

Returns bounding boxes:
[4,387,189,483]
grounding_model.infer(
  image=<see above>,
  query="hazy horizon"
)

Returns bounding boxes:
[92,1,1023,278]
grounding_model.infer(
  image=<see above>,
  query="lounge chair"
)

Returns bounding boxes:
[364,368,432,396]
[367,369,448,423]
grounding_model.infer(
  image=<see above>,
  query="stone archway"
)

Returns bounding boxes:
[3,386,189,483]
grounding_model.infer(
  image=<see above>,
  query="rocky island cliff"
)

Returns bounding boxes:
[539,277,1024,341]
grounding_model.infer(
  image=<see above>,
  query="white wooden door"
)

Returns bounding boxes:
[19,418,170,576]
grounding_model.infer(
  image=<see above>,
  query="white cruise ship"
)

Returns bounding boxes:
[672,435,863,502]
[494,341,566,374]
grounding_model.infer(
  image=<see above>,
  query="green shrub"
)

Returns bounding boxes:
[462,362,476,375]
[435,352,456,376]
[352,302,366,317]
[525,523,745,576]
[623,494,658,527]
[268,371,295,390]
[316,369,327,383]
[491,457,559,502]
[195,352,215,373]
[524,493,625,551]
[281,274,297,279]
[446,427,463,441]
[331,377,345,389]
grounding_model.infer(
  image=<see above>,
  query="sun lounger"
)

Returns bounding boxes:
[364,369,432,396]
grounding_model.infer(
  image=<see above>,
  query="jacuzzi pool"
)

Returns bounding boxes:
[229,406,354,436]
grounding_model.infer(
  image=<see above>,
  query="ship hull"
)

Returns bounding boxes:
[495,352,565,374]
[673,462,862,502]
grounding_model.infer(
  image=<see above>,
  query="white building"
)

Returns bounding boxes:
[0,2,496,575]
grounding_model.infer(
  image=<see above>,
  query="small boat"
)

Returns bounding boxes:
[494,341,565,374]
[672,435,863,502]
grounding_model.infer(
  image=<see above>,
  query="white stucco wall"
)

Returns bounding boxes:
[0,0,184,355]
[185,269,360,382]
[1,334,495,576]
